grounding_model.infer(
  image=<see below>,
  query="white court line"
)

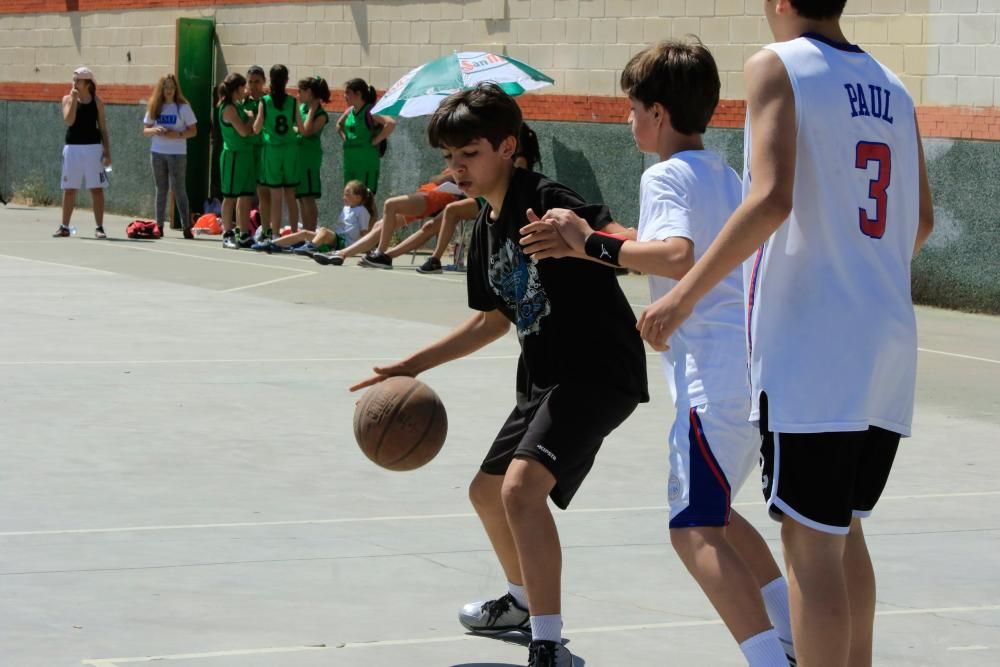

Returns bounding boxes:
[0,253,116,275]
[917,347,1000,365]
[220,272,316,293]
[6,490,998,539]
[947,645,991,651]
[76,239,314,274]
[80,604,1000,663]
[625,304,1000,365]
[350,262,468,284]
[0,353,522,367]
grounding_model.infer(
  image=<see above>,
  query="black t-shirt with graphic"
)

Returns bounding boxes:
[467,168,649,405]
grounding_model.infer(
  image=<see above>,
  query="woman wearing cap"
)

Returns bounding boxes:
[55,66,111,238]
[143,73,198,239]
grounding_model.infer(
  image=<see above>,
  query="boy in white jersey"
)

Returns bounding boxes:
[636,3,935,666]
[522,40,795,667]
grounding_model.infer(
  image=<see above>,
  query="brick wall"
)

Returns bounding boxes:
[1,0,999,137]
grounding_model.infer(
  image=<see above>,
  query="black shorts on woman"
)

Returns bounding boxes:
[468,169,649,509]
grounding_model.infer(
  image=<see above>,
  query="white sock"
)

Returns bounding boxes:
[761,577,795,653]
[739,628,789,667]
[507,581,528,610]
[529,614,562,643]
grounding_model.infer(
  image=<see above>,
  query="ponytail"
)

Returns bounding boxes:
[345,77,377,107]
[269,64,289,106]
[216,73,246,108]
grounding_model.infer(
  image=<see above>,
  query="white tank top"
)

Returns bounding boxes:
[743,34,920,436]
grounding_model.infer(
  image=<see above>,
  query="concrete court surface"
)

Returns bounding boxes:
[0,205,998,667]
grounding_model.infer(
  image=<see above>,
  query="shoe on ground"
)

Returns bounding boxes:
[222,233,238,249]
[53,225,71,238]
[458,593,529,635]
[94,226,107,239]
[182,228,195,240]
[312,252,344,266]
[360,249,393,269]
[264,241,284,254]
[417,257,443,274]
[293,242,318,257]
[527,640,573,667]
[238,234,255,249]
[251,240,271,251]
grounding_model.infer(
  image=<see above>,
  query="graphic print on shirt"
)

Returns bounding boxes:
[488,238,551,339]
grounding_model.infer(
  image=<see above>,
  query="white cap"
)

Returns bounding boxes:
[73,66,95,81]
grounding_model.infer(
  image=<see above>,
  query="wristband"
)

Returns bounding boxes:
[584,231,626,266]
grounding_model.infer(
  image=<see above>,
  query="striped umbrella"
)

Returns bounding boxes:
[371,51,554,118]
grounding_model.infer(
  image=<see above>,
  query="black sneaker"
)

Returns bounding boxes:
[527,640,572,667]
[182,228,195,240]
[238,233,255,249]
[312,252,344,266]
[52,225,71,238]
[360,249,393,269]
[458,593,530,635]
[222,232,238,249]
[416,257,443,274]
[94,226,107,239]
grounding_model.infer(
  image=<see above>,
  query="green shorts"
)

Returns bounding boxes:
[261,143,299,188]
[296,151,322,199]
[343,148,380,194]
[253,144,264,185]
[219,148,256,198]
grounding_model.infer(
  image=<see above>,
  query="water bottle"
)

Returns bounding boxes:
[68,226,77,236]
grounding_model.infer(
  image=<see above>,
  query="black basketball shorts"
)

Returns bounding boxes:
[759,393,900,534]
[480,384,640,510]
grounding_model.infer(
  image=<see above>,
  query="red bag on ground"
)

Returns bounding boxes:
[193,213,223,235]
[126,220,162,239]
[249,208,261,233]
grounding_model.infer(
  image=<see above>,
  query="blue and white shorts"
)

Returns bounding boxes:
[667,396,760,528]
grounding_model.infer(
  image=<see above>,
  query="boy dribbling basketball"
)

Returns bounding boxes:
[351,83,648,667]
[637,3,935,666]
[522,39,795,666]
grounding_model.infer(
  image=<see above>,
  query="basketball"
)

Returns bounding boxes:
[353,376,448,471]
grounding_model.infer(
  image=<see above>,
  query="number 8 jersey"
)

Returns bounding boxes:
[743,33,920,437]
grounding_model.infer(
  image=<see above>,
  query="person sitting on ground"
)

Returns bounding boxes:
[253,179,374,254]
[394,122,542,273]
[312,168,463,267]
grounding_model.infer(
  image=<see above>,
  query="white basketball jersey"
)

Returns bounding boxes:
[743,34,920,436]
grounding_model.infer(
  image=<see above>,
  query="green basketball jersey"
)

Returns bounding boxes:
[218,103,252,151]
[242,96,263,146]
[262,94,296,146]
[342,104,376,151]
[298,103,327,155]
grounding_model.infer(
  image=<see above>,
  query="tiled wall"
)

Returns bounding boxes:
[1,0,999,106]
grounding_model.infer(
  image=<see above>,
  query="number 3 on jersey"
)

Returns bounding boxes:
[855,141,891,239]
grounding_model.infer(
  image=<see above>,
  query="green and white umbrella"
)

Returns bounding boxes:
[371,51,554,117]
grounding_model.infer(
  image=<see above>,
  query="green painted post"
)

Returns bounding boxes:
[176,17,215,224]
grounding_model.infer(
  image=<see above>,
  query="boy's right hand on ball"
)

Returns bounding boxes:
[350,361,416,392]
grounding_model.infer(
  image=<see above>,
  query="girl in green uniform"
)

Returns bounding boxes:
[244,65,270,240]
[296,76,330,232]
[216,73,256,249]
[253,64,302,238]
[336,78,395,195]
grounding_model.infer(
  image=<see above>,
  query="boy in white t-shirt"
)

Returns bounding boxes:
[521,40,795,666]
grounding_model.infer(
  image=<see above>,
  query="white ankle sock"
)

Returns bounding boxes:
[761,577,795,653]
[739,628,789,667]
[529,614,562,642]
[507,582,528,610]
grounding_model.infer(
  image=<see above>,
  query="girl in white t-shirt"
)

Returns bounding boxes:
[143,74,198,238]
[258,179,374,256]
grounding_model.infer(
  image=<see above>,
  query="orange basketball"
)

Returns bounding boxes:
[353,376,448,471]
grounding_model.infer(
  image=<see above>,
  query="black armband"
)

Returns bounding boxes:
[584,231,626,266]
